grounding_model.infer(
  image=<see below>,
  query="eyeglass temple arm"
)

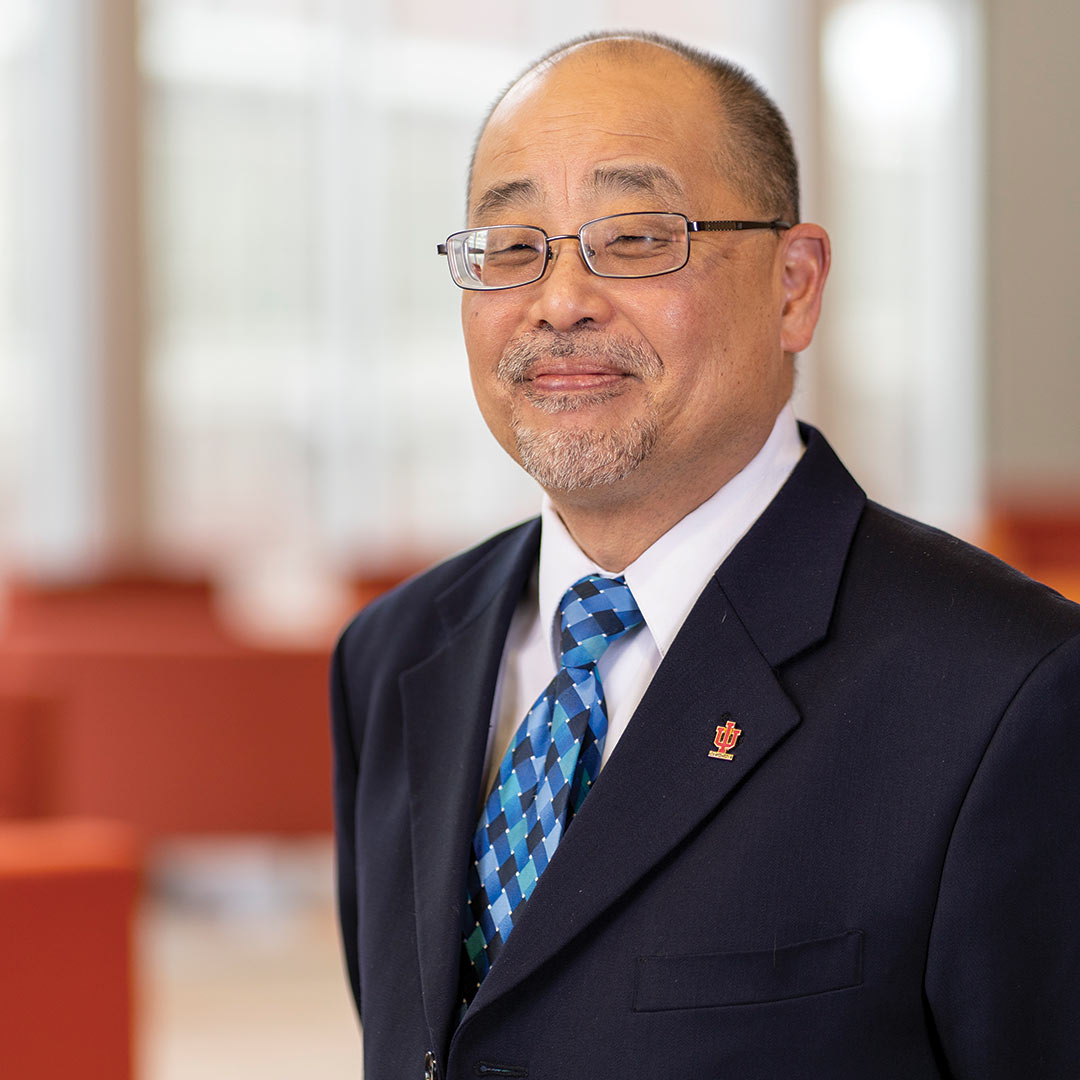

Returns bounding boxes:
[690,219,792,232]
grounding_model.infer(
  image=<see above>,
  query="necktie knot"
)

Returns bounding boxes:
[558,574,644,670]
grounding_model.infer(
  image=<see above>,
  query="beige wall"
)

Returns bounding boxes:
[986,0,1080,499]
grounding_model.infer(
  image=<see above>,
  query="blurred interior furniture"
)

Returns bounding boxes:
[0,577,334,838]
[0,817,140,1080]
[0,572,420,839]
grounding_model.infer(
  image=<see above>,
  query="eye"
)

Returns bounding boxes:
[593,217,683,260]
[483,239,545,266]
[603,231,673,258]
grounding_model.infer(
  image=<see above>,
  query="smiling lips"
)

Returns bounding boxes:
[525,361,630,393]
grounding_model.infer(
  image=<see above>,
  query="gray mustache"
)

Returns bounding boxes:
[497,333,662,383]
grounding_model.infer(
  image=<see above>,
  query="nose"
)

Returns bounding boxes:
[525,236,615,333]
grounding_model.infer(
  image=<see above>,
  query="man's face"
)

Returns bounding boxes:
[463,44,817,510]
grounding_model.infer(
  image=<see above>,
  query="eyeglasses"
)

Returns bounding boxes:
[436,211,790,291]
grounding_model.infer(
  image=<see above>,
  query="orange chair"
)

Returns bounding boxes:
[8,646,332,836]
[0,819,140,1080]
[0,577,333,837]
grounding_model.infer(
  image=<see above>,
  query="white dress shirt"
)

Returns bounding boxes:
[480,404,805,799]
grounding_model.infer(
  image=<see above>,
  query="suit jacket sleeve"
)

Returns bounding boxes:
[925,630,1080,1076]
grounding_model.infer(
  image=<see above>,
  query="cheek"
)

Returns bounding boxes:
[462,296,517,373]
[650,295,770,436]
[630,266,736,348]
[462,306,500,404]
[654,293,736,385]
[461,297,485,360]
[616,284,702,366]
[462,300,517,436]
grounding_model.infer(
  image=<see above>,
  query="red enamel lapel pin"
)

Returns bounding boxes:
[708,715,742,760]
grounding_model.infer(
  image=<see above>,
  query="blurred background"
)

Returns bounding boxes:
[0,1,1076,1077]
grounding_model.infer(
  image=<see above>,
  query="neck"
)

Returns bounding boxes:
[541,400,795,570]
[546,459,745,572]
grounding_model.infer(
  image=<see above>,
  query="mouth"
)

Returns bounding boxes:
[497,333,662,401]
[524,360,631,394]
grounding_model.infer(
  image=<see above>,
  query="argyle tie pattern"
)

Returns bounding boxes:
[461,574,644,994]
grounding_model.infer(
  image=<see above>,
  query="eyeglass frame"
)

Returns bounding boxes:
[436,211,792,291]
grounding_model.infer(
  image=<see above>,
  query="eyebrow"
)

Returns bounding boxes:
[471,179,541,222]
[585,164,686,202]
[469,163,687,223]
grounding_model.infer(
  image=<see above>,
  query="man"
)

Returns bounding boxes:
[332,31,1080,1080]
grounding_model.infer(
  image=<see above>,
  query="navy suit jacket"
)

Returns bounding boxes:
[332,428,1080,1080]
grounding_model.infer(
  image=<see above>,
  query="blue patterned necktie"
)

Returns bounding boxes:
[461,574,644,993]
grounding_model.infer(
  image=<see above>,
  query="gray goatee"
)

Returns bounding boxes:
[497,332,662,491]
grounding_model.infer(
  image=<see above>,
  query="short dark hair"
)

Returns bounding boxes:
[468,30,800,224]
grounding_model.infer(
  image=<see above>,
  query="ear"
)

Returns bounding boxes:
[777,223,831,354]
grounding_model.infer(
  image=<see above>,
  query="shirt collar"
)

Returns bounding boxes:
[538,403,804,661]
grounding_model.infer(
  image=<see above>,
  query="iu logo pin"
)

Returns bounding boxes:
[708,715,742,760]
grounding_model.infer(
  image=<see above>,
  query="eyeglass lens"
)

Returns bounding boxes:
[448,212,689,289]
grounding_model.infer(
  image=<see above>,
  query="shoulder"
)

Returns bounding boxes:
[334,517,540,673]
[845,500,1080,662]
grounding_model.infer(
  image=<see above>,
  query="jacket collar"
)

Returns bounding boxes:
[716,423,865,666]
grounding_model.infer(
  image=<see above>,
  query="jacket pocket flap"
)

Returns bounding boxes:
[633,930,863,1012]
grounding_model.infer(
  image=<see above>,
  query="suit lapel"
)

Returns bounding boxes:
[466,427,867,1016]
[400,520,540,1053]
[469,577,800,1011]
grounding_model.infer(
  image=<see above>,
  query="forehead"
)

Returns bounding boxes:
[469,45,731,221]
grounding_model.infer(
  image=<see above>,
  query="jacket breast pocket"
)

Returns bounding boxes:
[633,930,863,1012]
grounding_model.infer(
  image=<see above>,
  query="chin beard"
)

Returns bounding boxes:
[512,414,659,491]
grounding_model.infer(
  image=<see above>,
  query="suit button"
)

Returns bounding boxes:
[424,1050,439,1080]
